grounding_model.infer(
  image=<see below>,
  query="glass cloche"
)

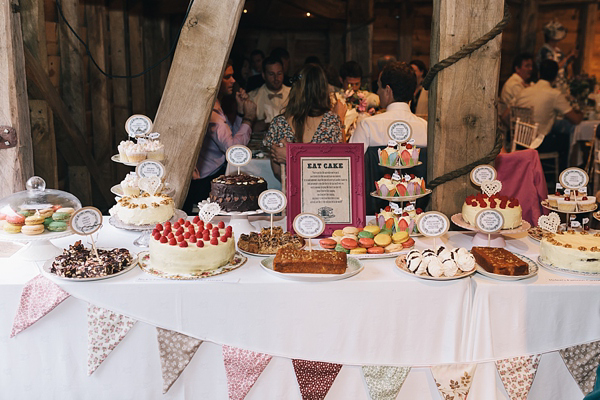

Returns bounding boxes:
[0,176,81,216]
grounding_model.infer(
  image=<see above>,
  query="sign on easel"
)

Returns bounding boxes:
[559,167,589,190]
[387,121,413,143]
[136,161,165,179]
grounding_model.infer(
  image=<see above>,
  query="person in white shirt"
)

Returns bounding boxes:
[350,61,427,152]
[248,56,291,132]
[339,61,379,109]
[500,53,533,107]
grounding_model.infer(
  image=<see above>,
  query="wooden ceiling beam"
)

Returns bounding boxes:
[279,0,347,20]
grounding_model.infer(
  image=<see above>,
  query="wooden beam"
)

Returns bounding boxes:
[239,15,330,31]
[0,0,34,197]
[346,0,374,79]
[153,0,245,208]
[143,11,170,118]
[519,0,538,53]
[279,0,347,20]
[397,1,414,62]
[24,47,114,205]
[128,2,146,115]
[578,2,597,74]
[30,100,58,188]
[428,0,504,217]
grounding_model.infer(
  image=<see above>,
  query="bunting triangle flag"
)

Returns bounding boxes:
[10,275,70,338]
[560,341,600,395]
[292,359,343,400]
[362,365,411,400]
[431,363,477,400]
[222,345,272,400]
[87,304,136,375]
[156,327,202,394]
[496,354,541,400]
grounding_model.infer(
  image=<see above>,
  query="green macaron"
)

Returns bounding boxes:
[47,221,68,232]
[357,231,374,239]
[18,210,34,217]
[334,244,350,254]
[52,212,71,221]
[43,217,53,228]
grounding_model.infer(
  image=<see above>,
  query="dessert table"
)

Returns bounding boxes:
[0,217,595,399]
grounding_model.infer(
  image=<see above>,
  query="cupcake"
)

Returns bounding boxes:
[547,194,562,208]
[145,141,165,161]
[577,196,596,211]
[120,173,140,196]
[126,143,147,163]
[118,140,134,162]
[557,198,576,212]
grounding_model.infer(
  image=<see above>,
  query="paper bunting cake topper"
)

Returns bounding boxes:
[198,202,221,224]
[538,212,560,233]
[138,176,162,196]
[481,180,502,197]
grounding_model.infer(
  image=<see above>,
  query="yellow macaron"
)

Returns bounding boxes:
[332,229,344,237]
[3,223,22,234]
[38,208,54,219]
[384,243,404,253]
[374,233,392,247]
[55,207,75,215]
[392,231,409,244]
[350,247,367,255]
[25,215,45,225]
[363,225,381,235]
[21,224,45,235]
[342,226,360,235]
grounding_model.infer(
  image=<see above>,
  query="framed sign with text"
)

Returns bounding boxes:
[286,143,366,236]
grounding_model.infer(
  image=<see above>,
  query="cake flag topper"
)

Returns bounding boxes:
[292,359,343,400]
[538,212,560,233]
[362,365,410,400]
[431,363,476,400]
[198,201,221,224]
[560,340,600,395]
[10,275,70,338]
[138,176,162,196]
[156,327,203,394]
[496,355,541,400]
[222,345,272,400]
[481,179,502,197]
[87,304,136,375]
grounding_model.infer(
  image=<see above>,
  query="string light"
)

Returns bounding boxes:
[306,12,311,17]
[243,9,248,13]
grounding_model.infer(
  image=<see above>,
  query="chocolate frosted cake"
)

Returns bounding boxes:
[209,174,267,212]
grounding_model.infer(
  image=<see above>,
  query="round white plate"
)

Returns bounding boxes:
[109,209,187,232]
[395,254,476,280]
[260,256,363,282]
[370,189,432,202]
[237,242,305,258]
[111,154,149,167]
[111,183,175,198]
[138,251,247,280]
[378,161,423,170]
[0,228,73,242]
[475,253,538,281]
[41,252,138,281]
[313,241,414,259]
[541,200,597,214]
[594,212,600,222]
[537,256,600,279]
[450,213,531,234]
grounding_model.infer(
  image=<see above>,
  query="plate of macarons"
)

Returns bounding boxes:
[317,225,415,259]
[0,206,75,240]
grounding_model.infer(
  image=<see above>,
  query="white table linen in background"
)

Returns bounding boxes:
[570,120,598,165]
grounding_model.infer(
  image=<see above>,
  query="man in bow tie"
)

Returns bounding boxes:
[249,56,290,132]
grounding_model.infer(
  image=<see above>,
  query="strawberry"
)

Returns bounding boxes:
[155,224,163,231]
[210,238,218,245]
[177,235,184,242]
[384,174,392,179]
[410,174,415,179]
[406,143,413,149]
[206,223,213,230]
[189,235,197,243]
[173,222,180,229]
[213,230,220,238]
[175,228,184,236]
[179,241,188,248]
[167,232,174,239]
[169,238,177,246]
[196,240,204,247]
[402,212,409,217]
[184,221,191,227]
[184,232,191,239]
[203,233,210,241]
[555,191,561,196]
[385,206,391,212]
[160,236,168,244]
[164,221,171,228]
[220,235,228,242]
[583,196,588,201]
[152,229,159,236]
[178,218,185,225]
[218,221,225,229]
[192,216,200,224]
[416,208,423,214]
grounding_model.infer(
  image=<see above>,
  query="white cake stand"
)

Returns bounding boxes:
[109,209,187,248]
[217,209,264,237]
[378,161,423,169]
[451,213,531,248]
[0,229,74,261]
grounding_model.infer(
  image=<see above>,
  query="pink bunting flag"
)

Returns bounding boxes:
[496,355,541,400]
[156,327,202,394]
[292,359,343,400]
[431,363,477,400]
[10,275,70,338]
[222,345,272,400]
[87,304,136,375]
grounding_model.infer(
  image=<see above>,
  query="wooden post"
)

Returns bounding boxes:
[428,0,504,217]
[519,0,538,54]
[0,0,34,197]
[143,11,170,118]
[346,0,374,80]
[397,1,414,62]
[578,2,597,75]
[153,0,245,208]
[128,1,146,115]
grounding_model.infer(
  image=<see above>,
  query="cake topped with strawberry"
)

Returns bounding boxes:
[461,193,522,229]
[378,140,420,167]
[375,172,427,197]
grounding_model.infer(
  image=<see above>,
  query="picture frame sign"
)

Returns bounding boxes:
[258,190,287,214]
[70,207,103,235]
[226,145,252,174]
[470,165,497,186]
[136,161,165,179]
[125,114,153,137]
[417,212,450,237]
[387,120,413,143]
[293,213,325,251]
[475,209,504,234]
[559,167,589,190]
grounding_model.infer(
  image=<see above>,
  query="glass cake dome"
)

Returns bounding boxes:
[0,176,82,216]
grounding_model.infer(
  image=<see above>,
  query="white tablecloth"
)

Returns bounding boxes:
[570,120,598,165]
[0,217,597,399]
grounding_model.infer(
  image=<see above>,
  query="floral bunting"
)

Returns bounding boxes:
[362,365,410,400]
[496,354,541,400]
[10,274,70,338]
[222,345,272,400]
[156,327,202,394]
[560,341,600,395]
[292,359,343,400]
[431,363,476,400]
[87,304,136,375]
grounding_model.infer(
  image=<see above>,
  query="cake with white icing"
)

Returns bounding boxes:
[109,193,175,225]
[462,193,522,229]
[149,218,235,273]
[540,231,600,273]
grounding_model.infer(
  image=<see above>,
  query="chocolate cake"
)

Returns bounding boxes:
[51,241,133,278]
[238,227,305,254]
[209,174,267,212]
[470,247,528,276]
[273,248,347,274]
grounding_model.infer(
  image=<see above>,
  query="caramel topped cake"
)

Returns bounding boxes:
[238,227,304,254]
[540,231,600,273]
[51,241,132,278]
[470,247,528,276]
[210,174,267,212]
[273,248,347,274]
[109,192,175,225]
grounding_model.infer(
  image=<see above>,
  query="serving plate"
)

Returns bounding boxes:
[259,256,363,282]
[395,254,475,280]
[41,251,138,282]
[138,251,247,280]
[475,253,538,281]
[537,256,600,279]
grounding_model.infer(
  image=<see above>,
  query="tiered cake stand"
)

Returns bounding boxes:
[111,155,174,199]
[451,213,531,248]
[542,200,598,228]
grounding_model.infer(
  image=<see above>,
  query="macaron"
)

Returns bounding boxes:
[358,237,375,248]
[18,210,34,217]
[392,231,409,244]
[384,243,404,253]
[38,208,54,219]
[341,238,358,250]
[43,217,53,228]
[55,207,75,215]
[342,234,358,242]
[402,238,415,248]
[380,228,393,236]
[0,213,6,220]
[6,214,25,226]
[335,244,349,254]
[342,226,360,235]
[374,233,392,247]
[47,221,68,232]
[367,246,384,254]
[21,224,45,235]
[350,247,367,255]
[3,223,21,233]
[319,238,337,249]
[363,225,380,235]
[332,229,344,237]
[52,212,71,222]
[25,215,45,225]
[357,231,374,239]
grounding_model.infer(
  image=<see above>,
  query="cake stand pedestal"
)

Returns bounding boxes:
[451,214,531,248]
[218,210,264,237]
[0,230,74,261]
[109,209,187,248]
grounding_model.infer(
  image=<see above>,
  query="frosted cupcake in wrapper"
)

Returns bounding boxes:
[378,141,399,166]
[120,173,140,196]
[145,140,165,161]
[125,143,147,163]
[118,140,134,162]
[397,141,420,166]
[577,195,596,211]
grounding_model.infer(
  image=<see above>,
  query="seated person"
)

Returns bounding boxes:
[270,47,292,87]
[248,56,290,132]
[338,61,379,109]
[264,64,347,181]
[500,53,533,107]
[183,60,257,213]
[514,59,582,170]
[409,59,429,116]
[350,61,427,151]
[245,49,266,92]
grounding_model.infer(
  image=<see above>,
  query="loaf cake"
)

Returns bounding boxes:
[470,247,528,276]
[273,248,347,274]
[209,174,267,212]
